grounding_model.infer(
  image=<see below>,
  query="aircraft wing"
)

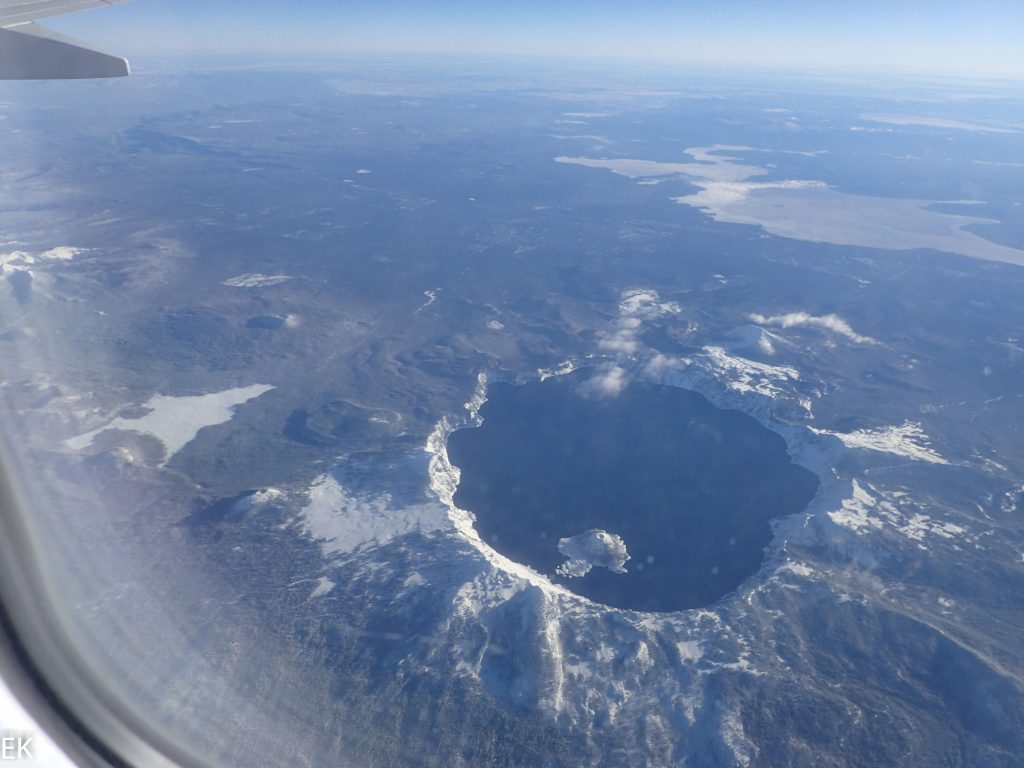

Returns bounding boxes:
[0,0,131,79]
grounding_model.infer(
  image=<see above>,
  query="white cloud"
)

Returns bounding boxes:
[1,246,84,277]
[577,364,629,399]
[619,288,682,319]
[749,311,877,345]
[724,324,777,355]
[603,289,681,354]
[598,331,642,355]
[642,353,680,377]
[40,246,84,261]
[222,273,294,288]
[582,288,684,392]
[309,576,335,599]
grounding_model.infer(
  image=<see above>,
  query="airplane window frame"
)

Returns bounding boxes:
[0,446,202,768]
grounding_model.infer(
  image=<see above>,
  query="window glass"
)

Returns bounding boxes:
[2,3,1023,766]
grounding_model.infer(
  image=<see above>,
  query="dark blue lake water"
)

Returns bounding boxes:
[447,372,820,612]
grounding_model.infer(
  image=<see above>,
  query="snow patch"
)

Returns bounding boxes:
[538,360,578,381]
[234,488,283,513]
[676,640,703,661]
[779,562,815,578]
[557,145,1024,266]
[299,473,449,556]
[677,178,826,209]
[555,146,757,182]
[825,479,966,544]
[555,529,630,578]
[827,480,885,532]
[697,346,800,400]
[813,421,948,464]
[65,384,274,467]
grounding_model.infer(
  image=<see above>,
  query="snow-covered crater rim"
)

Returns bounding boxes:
[423,361,844,617]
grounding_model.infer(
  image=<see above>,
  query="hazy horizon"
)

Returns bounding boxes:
[43,0,1024,81]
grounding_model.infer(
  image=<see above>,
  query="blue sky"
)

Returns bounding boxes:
[47,0,1024,78]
